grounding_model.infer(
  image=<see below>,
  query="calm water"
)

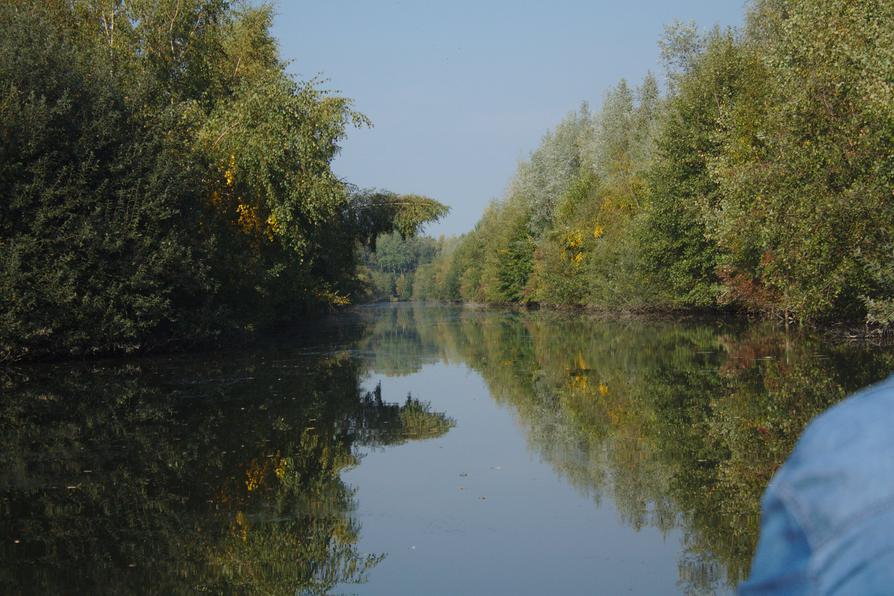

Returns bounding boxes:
[3,304,893,595]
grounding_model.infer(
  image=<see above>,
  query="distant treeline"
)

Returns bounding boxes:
[414,0,894,326]
[359,232,442,302]
[0,1,446,360]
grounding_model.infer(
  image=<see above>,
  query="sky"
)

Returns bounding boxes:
[271,1,746,236]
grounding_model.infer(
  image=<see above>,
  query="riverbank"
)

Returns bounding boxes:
[411,299,894,346]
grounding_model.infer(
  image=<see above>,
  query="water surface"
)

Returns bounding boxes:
[3,304,892,594]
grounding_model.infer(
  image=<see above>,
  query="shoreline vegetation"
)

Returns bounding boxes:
[366,300,894,347]
[412,0,894,331]
[0,1,447,362]
[4,0,892,363]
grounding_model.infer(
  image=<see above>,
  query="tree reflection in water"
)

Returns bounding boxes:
[0,344,453,595]
[354,304,894,594]
[3,304,893,594]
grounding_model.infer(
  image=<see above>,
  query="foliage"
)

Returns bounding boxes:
[0,1,447,360]
[0,4,220,359]
[710,0,894,321]
[371,303,894,591]
[419,0,894,326]
[639,28,753,310]
[0,324,453,593]
[359,232,441,302]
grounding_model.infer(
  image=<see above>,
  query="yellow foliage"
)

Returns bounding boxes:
[244,458,267,492]
[598,383,609,397]
[236,202,263,234]
[234,200,279,242]
[234,511,249,543]
[572,252,585,266]
[564,229,584,249]
[593,224,604,239]
[576,352,588,371]
[266,212,280,240]
[315,288,351,306]
[570,373,590,391]
[224,154,236,188]
[274,455,287,480]
[568,353,592,391]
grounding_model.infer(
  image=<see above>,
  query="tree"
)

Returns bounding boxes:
[0,1,449,359]
[712,0,894,321]
[639,28,751,309]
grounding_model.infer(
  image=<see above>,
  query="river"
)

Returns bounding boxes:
[2,303,892,594]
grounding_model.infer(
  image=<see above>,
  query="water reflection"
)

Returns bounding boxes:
[3,305,892,594]
[352,305,894,593]
[0,346,453,594]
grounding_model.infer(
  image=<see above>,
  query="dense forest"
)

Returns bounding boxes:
[0,1,447,361]
[414,0,894,327]
[3,0,892,363]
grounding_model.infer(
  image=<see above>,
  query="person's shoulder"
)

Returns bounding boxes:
[744,373,894,595]
[769,373,894,560]
[796,373,894,457]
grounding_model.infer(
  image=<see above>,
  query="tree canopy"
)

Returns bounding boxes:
[416,0,894,327]
[0,1,446,360]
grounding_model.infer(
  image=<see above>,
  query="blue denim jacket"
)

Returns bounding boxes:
[740,373,894,594]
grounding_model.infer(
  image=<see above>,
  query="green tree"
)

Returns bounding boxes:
[711,0,894,322]
[0,4,219,359]
[638,28,754,309]
[0,1,448,359]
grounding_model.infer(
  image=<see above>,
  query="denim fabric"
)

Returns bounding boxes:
[740,373,894,594]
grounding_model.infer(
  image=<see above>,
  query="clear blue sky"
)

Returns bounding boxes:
[271,1,746,236]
